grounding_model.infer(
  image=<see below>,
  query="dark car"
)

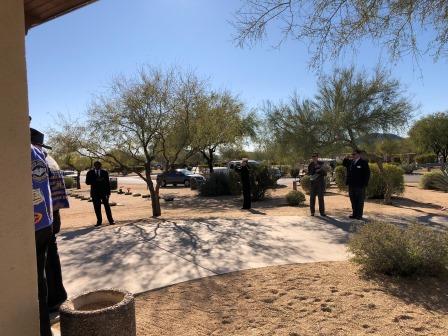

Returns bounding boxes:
[157,169,205,188]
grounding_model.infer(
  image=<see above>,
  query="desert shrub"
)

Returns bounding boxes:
[301,174,331,194]
[415,153,437,164]
[366,164,404,199]
[290,168,300,178]
[349,222,448,276]
[64,176,75,189]
[300,175,311,194]
[200,173,241,197]
[278,165,291,177]
[250,164,277,201]
[334,164,403,198]
[286,190,306,206]
[334,166,347,192]
[420,169,448,192]
[400,163,417,174]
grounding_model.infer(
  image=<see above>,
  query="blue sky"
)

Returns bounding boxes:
[26,0,448,133]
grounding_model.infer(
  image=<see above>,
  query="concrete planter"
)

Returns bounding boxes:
[60,289,136,336]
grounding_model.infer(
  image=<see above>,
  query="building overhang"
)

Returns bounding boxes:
[24,0,97,31]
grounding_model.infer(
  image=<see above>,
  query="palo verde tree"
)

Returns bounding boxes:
[409,112,448,166]
[316,67,413,203]
[80,67,202,217]
[191,91,255,173]
[233,0,448,68]
[262,95,327,163]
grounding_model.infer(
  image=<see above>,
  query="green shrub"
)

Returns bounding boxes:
[290,168,300,178]
[334,166,347,192]
[250,164,277,201]
[286,190,306,206]
[300,174,330,194]
[349,222,448,276]
[415,153,437,164]
[200,173,241,197]
[400,163,417,174]
[300,175,311,194]
[366,164,404,199]
[420,169,448,192]
[334,163,403,198]
[64,176,75,189]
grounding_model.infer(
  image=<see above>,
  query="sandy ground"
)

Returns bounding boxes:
[135,261,448,336]
[60,179,448,232]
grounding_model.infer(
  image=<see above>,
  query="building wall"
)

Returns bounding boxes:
[0,0,39,334]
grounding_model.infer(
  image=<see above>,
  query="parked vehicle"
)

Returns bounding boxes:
[157,169,205,188]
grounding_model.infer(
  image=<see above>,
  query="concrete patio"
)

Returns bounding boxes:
[58,216,353,296]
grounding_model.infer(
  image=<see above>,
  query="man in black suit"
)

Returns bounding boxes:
[85,161,115,226]
[343,150,371,220]
[236,158,251,210]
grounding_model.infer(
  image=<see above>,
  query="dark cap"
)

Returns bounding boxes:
[30,128,52,149]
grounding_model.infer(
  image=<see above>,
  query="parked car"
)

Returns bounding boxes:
[157,169,205,188]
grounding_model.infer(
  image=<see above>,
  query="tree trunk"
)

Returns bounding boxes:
[76,170,81,189]
[144,163,161,217]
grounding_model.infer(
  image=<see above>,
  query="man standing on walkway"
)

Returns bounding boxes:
[31,128,53,336]
[86,161,115,227]
[236,158,251,210]
[343,150,371,220]
[307,153,327,216]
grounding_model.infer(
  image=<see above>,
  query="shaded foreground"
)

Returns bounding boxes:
[135,261,448,336]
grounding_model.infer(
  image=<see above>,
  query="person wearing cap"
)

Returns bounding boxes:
[85,161,115,226]
[30,128,53,336]
[235,158,252,210]
[343,149,371,220]
[307,153,327,216]
[45,155,69,313]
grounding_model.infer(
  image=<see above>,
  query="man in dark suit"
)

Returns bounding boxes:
[343,149,371,220]
[307,153,327,216]
[236,158,251,210]
[85,161,115,226]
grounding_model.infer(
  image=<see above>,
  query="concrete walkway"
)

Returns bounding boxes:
[58,215,355,296]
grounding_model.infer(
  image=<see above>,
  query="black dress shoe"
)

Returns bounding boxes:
[320,213,327,217]
[94,223,102,227]
[109,221,115,225]
[349,215,356,219]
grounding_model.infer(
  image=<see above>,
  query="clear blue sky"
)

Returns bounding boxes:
[26,0,448,133]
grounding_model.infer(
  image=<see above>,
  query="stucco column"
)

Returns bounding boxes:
[0,0,39,335]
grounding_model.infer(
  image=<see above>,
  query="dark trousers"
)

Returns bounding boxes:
[242,185,251,209]
[92,195,114,224]
[46,211,67,308]
[349,186,366,219]
[35,225,53,336]
[310,181,325,215]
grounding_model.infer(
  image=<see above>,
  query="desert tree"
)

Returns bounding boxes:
[316,67,414,203]
[191,91,256,173]
[233,0,448,67]
[81,67,200,217]
[409,112,448,166]
[262,95,326,163]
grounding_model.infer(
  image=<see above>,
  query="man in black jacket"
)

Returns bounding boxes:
[236,158,251,210]
[307,153,327,216]
[343,150,371,220]
[85,161,115,226]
